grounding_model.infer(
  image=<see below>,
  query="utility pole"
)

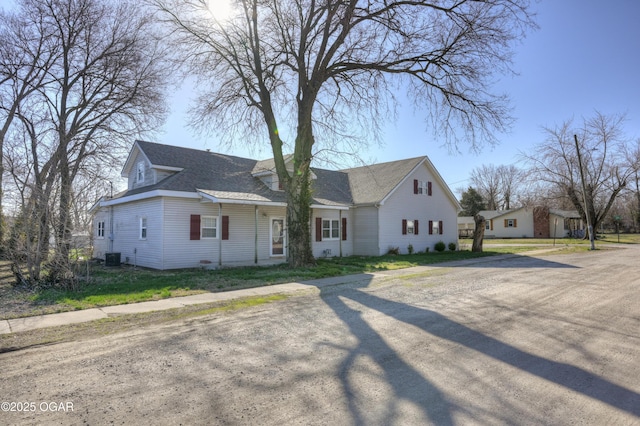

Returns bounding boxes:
[574,134,595,250]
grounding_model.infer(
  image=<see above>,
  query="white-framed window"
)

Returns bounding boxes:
[406,220,415,234]
[414,180,432,196]
[201,216,218,238]
[431,220,439,235]
[506,219,515,228]
[96,221,105,239]
[322,219,340,240]
[140,217,147,240]
[136,162,145,183]
[485,222,491,230]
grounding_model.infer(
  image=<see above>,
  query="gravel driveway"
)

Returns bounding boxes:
[2,246,639,425]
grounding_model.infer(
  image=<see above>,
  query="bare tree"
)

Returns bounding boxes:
[0,6,58,251]
[524,112,634,242]
[469,164,502,210]
[153,0,536,266]
[3,0,170,286]
[469,163,526,210]
[498,164,526,210]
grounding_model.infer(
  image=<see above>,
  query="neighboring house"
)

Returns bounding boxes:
[457,207,584,239]
[91,141,461,269]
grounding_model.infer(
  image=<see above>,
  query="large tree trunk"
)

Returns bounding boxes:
[472,214,486,252]
[286,173,314,268]
[286,106,316,268]
[49,156,73,283]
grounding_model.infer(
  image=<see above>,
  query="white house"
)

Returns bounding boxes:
[457,207,584,239]
[91,141,461,269]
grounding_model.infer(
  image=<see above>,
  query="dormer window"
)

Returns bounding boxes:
[136,162,145,183]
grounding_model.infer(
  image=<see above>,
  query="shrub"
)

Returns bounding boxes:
[448,242,457,251]
[407,244,414,254]
[434,241,446,252]
[387,246,400,255]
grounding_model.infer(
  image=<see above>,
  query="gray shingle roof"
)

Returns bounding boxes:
[120,141,285,201]
[117,141,428,207]
[340,157,425,205]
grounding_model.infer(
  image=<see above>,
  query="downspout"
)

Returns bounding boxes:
[309,208,314,259]
[376,203,381,255]
[255,205,258,264]
[108,204,114,253]
[108,181,114,253]
[339,210,343,257]
[218,203,223,267]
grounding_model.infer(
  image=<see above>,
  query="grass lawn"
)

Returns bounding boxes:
[0,235,630,319]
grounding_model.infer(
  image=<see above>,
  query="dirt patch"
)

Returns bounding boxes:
[0,294,289,353]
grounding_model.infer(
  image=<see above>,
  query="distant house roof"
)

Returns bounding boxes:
[466,208,582,221]
[112,141,456,209]
[550,209,581,218]
[478,209,518,220]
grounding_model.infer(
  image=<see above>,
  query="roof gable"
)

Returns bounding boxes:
[341,157,425,205]
[341,156,460,210]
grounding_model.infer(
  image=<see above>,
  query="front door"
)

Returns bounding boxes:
[271,218,285,256]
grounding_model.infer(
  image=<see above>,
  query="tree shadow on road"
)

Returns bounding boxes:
[319,280,640,424]
[446,253,580,268]
[321,287,457,425]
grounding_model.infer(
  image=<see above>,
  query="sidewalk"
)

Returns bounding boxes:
[0,251,553,335]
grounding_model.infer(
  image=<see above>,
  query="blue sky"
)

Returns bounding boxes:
[156,0,640,192]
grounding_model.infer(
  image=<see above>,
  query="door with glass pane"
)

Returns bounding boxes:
[270,218,285,256]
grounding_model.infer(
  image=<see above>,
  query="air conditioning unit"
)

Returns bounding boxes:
[105,252,121,266]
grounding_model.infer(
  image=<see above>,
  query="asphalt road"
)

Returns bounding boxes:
[2,246,639,425]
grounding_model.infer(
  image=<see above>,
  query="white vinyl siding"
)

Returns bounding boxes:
[92,209,111,260]
[161,199,287,269]
[378,164,458,254]
[312,209,352,258]
[352,206,379,256]
[108,198,163,269]
[128,152,154,190]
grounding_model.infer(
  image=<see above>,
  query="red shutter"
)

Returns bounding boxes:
[190,215,201,240]
[402,219,407,235]
[514,219,518,228]
[414,219,419,235]
[342,217,347,241]
[428,181,432,196]
[413,179,418,194]
[429,220,433,235]
[316,217,322,242]
[439,220,443,235]
[222,215,229,240]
